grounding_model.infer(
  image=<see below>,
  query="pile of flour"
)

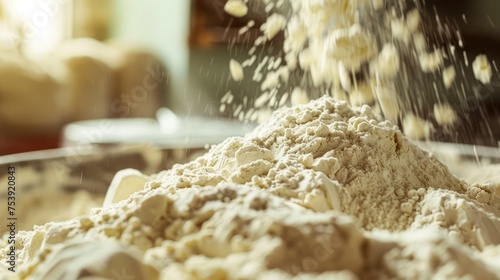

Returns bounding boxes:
[2,96,500,279]
[1,0,500,279]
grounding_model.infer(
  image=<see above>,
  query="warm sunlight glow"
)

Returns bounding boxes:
[2,0,69,55]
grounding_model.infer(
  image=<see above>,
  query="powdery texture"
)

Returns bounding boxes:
[9,185,365,279]
[2,97,499,279]
[165,97,465,231]
[365,229,499,279]
[413,188,500,249]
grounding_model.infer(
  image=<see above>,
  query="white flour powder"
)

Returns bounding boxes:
[1,0,500,279]
[225,0,496,140]
[1,97,500,279]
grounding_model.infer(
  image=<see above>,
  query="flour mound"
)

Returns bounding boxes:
[160,96,466,231]
[2,97,499,279]
[11,186,364,279]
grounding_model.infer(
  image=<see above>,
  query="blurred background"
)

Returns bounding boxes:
[0,0,190,155]
[0,0,499,156]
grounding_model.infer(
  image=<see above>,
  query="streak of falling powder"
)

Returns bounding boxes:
[80,172,83,184]
[449,45,456,59]
[493,61,499,74]
[479,108,494,140]
[463,65,473,91]
[460,83,467,100]
[473,145,480,165]
[443,24,451,40]
[433,82,441,103]
[228,37,235,53]
[462,108,472,130]
[435,10,442,31]
[244,33,251,49]
[253,0,262,12]
[462,14,467,24]
[457,31,464,47]
[486,15,495,28]
[459,63,467,84]
[223,18,234,43]
[239,26,248,36]
[186,105,192,119]
[218,75,225,92]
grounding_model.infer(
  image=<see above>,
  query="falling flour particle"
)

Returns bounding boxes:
[349,83,375,106]
[229,59,244,82]
[221,91,234,104]
[278,92,288,107]
[254,92,270,107]
[434,103,457,126]
[375,85,400,122]
[261,13,287,40]
[242,55,256,67]
[239,20,255,36]
[402,113,432,140]
[291,87,309,105]
[413,32,427,53]
[405,9,421,32]
[371,44,400,79]
[338,62,351,91]
[224,0,248,18]
[391,18,411,44]
[419,49,444,73]
[472,54,492,84]
[327,24,378,72]
[443,65,456,89]
[264,1,274,13]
